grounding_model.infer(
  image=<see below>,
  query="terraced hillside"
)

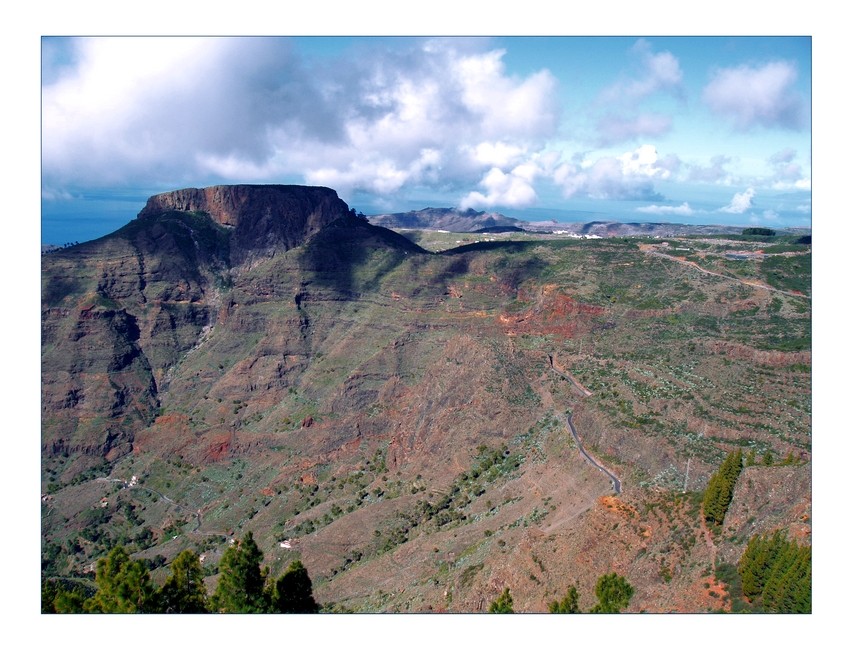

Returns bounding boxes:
[41,186,810,612]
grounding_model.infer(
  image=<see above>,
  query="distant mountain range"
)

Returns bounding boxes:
[368,207,810,238]
[367,207,524,232]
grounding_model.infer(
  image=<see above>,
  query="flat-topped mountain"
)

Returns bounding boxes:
[139,184,421,265]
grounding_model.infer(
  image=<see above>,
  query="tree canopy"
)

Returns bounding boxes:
[590,573,634,613]
[488,587,514,613]
[548,585,580,613]
[272,560,319,613]
[84,546,158,613]
[159,549,208,613]
[44,530,322,615]
[211,531,270,613]
[738,531,811,613]
[703,450,743,527]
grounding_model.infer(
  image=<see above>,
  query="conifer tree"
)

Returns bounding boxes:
[738,531,811,613]
[84,546,157,613]
[160,549,209,613]
[211,532,270,613]
[703,450,743,526]
[488,588,514,613]
[590,573,634,613]
[548,585,580,613]
[272,560,319,613]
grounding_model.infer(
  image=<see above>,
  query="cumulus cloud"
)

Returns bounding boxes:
[636,202,694,216]
[552,145,674,201]
[766,148,810,190]
[688,155,735,184]
[42,37,560,202]
[720,188,756,213]
[595,113,672,146]
[600,39,683,104]
[459,164,539,210]
[702,61,806,130]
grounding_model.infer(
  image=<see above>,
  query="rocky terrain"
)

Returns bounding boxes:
[41,185,811,612]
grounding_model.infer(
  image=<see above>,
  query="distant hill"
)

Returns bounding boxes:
[529,220,810,238]
[368,207,524,232]
[371,211,810,239]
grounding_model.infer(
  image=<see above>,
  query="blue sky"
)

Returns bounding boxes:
[41,35,811,243]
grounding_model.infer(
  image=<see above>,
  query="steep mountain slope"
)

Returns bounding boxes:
[41,186,811,613]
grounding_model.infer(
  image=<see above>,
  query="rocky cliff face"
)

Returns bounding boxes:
[41,185,388,464]
[139,185,353,265]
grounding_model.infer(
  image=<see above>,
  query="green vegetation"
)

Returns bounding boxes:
[738,531,811,613]
[159,549,208,613]
[43,531,319,614]
[590,573,635,613]
[548,585,580,613]
[488,587,514,613]
[83,546,158,613]
[741,227,776,237]
[271,560,319,613]
[42,207,812,613]
[702,450,743,527]
[761,253,811,295]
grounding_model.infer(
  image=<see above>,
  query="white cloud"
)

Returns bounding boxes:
[596,113,672,146]
[600,39,683,104]
[552,145,672,201]
[41,187,75,201]
[459,165,539,210]
[767,148,810,191]
[688,155,735,184]
[464,141,528,168]
[42,37,560,203]
[720,188,756,213]
[618,144,676,179]
[636,202,694,216]
[702,61,806,130]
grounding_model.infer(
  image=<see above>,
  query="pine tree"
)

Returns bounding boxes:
[548,585,580,613]
[590,573,634,613]
[272,560,319,613]
[159,549,209,613]
[211,532,270,613]
[739,534,767,598]
[703,450,743,526]
[488,588,514,613]
[738,531,811,613]
[84,546,157,613]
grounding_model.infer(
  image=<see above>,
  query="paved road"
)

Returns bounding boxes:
[565,411,621,495]
[548,359,621,495]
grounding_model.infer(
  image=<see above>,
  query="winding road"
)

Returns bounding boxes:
[640,245,810,300]
[549,357,621,495]
[565,411,621,495]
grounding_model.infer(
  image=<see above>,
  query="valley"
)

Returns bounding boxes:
[41,185,811,613]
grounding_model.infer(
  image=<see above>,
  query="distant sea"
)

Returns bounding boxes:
[42,189,154,245]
